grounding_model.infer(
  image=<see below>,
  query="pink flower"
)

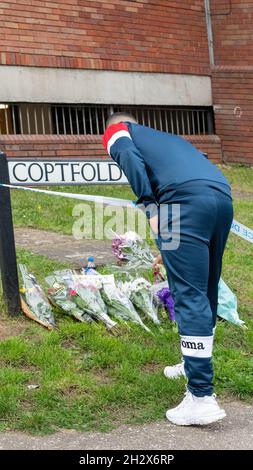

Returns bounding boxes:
[69,289,77,296]
[112,236,126,260]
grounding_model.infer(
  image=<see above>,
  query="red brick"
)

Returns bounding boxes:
[0,0,208,75]
[0,135,222,163]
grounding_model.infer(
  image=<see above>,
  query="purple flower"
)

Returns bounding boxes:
[157,287,175,321]
[112,237,126,260]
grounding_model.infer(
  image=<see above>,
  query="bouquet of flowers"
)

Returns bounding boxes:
[45,269,76,288]
[151,280,176,322]
[101,275,150,332]
[72,275,119,331]
[120,277,160,325]
[45,271,119,332]
[156,287,176,321]
[46,280,93,323]
[19,264,56,330]
[112,231,155,272]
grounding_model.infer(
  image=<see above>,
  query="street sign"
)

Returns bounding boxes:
[7,159,128,185]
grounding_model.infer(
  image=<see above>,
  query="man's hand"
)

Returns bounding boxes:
[149,214,159,235]
[153,254,163,270]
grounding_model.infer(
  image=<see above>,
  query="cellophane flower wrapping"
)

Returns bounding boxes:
[112,231,155,272]
[101,275,150,332]
[19,264,56,328]
[217,278,245,327]
[46,278,93,323]
[119,277,160,325]
[45,270,117,330]
[71,275,118,330]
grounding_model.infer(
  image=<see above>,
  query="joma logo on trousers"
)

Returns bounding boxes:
[181,340,205,350]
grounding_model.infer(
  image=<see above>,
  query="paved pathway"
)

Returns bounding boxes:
[0,401,252,450]
[233,190,253,200]
[14,227,115,266]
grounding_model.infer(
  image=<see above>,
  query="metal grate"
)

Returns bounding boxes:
[114,105,214,135]
[0,103,214,136]
[51,105,108,135]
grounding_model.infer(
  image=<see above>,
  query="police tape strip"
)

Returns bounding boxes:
[1,183,253,244]
[0,183,136,208]
[230,220,253,244]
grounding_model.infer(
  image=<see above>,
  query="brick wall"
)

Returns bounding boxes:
[212,68,253,165]
[0,0,210,74]
[211,0,253,66]
[0,134,222,164]
[211,1,253,165]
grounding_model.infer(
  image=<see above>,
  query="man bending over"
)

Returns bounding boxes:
[102,113,233,426]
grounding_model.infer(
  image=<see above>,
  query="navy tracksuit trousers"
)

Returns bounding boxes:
[158,181,233,397]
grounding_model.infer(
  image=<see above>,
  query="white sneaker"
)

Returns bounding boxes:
[164,361,186,379]
[166,391,226,426]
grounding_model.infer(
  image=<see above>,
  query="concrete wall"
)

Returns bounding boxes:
[0,66,212,106]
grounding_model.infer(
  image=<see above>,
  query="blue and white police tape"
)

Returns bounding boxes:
[0,183,136,208]
[0,183,253,244]
[230,219,253,244]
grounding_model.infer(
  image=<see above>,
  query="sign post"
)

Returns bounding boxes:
[0,152,21,316]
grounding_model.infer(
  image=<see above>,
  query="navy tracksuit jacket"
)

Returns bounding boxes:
[103,122,233,397]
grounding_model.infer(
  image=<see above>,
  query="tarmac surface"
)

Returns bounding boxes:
[0,400,252,450]
[14,227,115,266]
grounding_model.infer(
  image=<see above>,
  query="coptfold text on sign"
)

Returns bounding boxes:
[7,159,128,185]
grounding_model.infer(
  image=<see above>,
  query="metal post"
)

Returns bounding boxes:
[0,152,21,315]
[207,108,214,134]
[204,0,215,66]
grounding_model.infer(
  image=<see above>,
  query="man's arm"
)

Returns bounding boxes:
[103,123,157,219]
